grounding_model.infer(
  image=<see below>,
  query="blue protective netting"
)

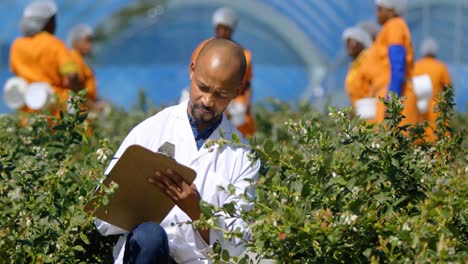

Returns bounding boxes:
[0,0,466,112]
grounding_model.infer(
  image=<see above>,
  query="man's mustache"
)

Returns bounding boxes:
[195,104,214,113]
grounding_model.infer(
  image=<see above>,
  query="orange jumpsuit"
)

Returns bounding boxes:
[70,49,97,102]
[10,31,78,112]
[345,50,372,108]
[366,17,419,125]
[413,57,451,141]
[192,38,255,137]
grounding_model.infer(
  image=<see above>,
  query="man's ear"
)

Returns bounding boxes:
[189,62,195,81]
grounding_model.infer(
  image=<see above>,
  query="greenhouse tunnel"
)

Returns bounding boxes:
[0,0,467,112]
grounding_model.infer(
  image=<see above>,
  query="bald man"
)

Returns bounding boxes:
[95,39,260,264]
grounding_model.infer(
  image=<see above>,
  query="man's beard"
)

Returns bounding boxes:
[190,101,222,128]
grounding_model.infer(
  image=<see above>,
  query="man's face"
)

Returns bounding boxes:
[376,5,396,25]
[188,59,240,129]
[215,24,233,39]
[75,35,93,56]
[346,38,365,59]
[45,15,56,35]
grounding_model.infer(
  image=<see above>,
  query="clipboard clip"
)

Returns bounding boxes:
[157,142,175,159]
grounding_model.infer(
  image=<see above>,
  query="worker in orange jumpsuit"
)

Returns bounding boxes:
[68,24,98,105]
[191,7,255,138]
[368,0,420,125]
[342,26,373,119]
[10,0,80,114]
[413,38,451,141]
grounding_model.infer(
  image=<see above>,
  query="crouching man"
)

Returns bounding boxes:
[95,38,260,264]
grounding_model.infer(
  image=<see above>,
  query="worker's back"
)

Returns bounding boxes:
[413,56,451,141]
[413,57,451,101]
[10,31,77,103]
[345,50,372,107]
[367,17,419,125]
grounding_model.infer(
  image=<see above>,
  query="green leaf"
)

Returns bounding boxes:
[200,201,214,218]
[228,184,236,195]
[223,202,236,215]
[232,132,241,144]
[290,180,303,193]
[79,232,90,245]
[391,158,400,168]
[77,112,88,123]
[53,124,67,131]
[73,245,85,252]
[264,139,274,153]
[221,249,230,262]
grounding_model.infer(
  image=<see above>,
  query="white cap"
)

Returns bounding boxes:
[342,26,372,48]
[67,24,94,47]
[212,7,238,30]
[3,76,28,110]
[20,0,57,36]
[375,0,407,15]
[420,37,438,56]
[357,21,381,39]
[25,82,53,110]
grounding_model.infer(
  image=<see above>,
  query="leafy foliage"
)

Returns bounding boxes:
[209,88,467,263]
[0,88,466,263]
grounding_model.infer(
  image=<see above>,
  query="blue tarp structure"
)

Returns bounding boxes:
[0,0,467,112]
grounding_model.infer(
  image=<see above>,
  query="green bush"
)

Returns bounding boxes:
[0,89,466,263]
[206,88,467,263]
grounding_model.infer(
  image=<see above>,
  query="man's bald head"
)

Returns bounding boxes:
[188,38,247,130]
[195,38,246,85]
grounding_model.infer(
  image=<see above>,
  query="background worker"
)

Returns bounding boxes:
[342,26,373,118]
[366,0,419,125]
[68,23,98,106]
[191,7,255,137]
[10,0,80,114]
[413,38,451,141]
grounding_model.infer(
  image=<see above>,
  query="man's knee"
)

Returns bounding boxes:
[128,222,168,248]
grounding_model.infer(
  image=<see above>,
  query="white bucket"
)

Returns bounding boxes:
[412,74,433,114]
[227,101,246,126]
[355,97,377,120]
[25,82,53,110]
[3,76,28,109]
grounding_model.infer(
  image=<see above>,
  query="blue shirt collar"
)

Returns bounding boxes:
[187,113,223,150]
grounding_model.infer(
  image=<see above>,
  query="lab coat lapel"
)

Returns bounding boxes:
[173,101,199,165]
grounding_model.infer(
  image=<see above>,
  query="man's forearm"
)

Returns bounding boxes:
[188,206,210,243]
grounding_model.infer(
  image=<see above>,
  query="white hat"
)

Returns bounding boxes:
[357,21,381,39]
[420,37,438,56]
[212,7,238,30]
[67,24,94,47]
[342,26,372,48]
[375,0,407,15]
[20,0,57,36]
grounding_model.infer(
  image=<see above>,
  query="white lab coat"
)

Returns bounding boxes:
[95,101,260,264]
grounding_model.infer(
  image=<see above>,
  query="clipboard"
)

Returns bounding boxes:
[84,144,197,231]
